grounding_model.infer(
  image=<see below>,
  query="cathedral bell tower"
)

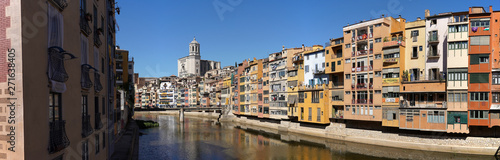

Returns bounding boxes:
[189,37,200,56]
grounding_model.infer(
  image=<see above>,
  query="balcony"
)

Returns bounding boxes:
[49,0,68,11]
[48,46,75,83]
[313,69,325,75]
[81,114,93,138]
[400,100,447,108]
[292,55,303,62]
[383,58,399,64]
[94,33,102,47]
[427,49,440,58]
[357,83,368,89]
[79,10,92,36]
[356,50,368,56]
[48,120,70,153]
[353,66,372,72]
[383,40,405,48]
[357,34,369,41]
[428,33,439,43]
[81,64,94,90]
[287,66,299,71]
[298,84,327,91]
[94,72,103,92]
[94,114,103,130]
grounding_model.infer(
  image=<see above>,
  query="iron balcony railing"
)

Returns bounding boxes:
[48,47,75,83]
[80,9,92,36]
[48,120,70,153]
[49,0,68,11]
[94,33,102,47]
[94,114,103,130]
[81,64,93,90]
[81,114,93,138]
[94,72,103,92]
[428,33,438,43]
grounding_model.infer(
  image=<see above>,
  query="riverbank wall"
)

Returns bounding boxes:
[134,111,499,156]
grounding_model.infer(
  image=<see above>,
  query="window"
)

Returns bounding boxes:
[375,38,381,43]
[470,19,490,28]
[448,69,467,81]
[470,92,489,101]
[48,4,63,47]
[375,71,381,77]
[470,36,490,46]
[427,111,445,123]
[102,97,105,114]
[375,54,381,59]
[493,72,500,85]
[298,92,304,103]
[95,134,100,154]
[102,132,105,148]
[493,93,500,103]
[308,108,312,121]
[49,93,62,122]
[311,91,320,103]
[431,19,437,25]
[82,140,89,160]
[345,44,350,48]
[375,90,381,94]
[448,41,468,50]
[480,57,489,63]
[470,54,489,64]
[322,62,325,68]
[317,108,321,122]
[345,74,351,79]
[412,47,418,58]
[470,110,489,119]
[428,68,440,80]
[374,23,381,27]
[305,65,309,73]
[470,73,489,83]
[337,61,341,65]
[449,24,468,33]
[326,50,329,54]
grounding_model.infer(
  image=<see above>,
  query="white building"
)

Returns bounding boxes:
[425,10,450,80]
[159,81,176,108]
[303,49,329,86]
[178,37,221,77]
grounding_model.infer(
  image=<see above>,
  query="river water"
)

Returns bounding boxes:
[135,114,495,160]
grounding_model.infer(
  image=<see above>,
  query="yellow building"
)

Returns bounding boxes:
[298,84,330,124]
[326,37,345,122]
[381,17,406,127]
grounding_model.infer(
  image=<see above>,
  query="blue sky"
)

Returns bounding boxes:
[116,0,498,77]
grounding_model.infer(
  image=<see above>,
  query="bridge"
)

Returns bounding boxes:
[134,107,229,122]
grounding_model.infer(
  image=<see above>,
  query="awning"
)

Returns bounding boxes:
[383,48,399,54]
[491,104,500,110]
[383,86,400,93]
[383,68,400,73]
[288,95,297,104]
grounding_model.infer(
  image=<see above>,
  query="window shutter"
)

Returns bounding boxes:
[470,54,480,64]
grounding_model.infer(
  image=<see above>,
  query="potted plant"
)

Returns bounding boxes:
[85,13,92,21]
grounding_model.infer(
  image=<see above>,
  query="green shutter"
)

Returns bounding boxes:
[447,112,468,124]
[470,73,489,83]
[470,54,480,64]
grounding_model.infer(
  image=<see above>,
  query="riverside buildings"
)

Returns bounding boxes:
[132,6,500,140]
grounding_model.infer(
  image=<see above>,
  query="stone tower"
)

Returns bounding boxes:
[189,37,200,56]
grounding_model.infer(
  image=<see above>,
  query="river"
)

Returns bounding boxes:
[135,114,495,160]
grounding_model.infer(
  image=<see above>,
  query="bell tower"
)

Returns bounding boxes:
[189,36,200,56]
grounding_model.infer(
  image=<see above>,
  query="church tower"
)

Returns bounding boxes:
[189,37,200,56]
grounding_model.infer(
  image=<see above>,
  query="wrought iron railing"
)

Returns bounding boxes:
[94,72,103,92]
[80,9,92,36]
[81,64,93,90]
[48,120,70,153]
[48,46,75,82]
[81,114,93,138]
[94,33,102,47]
[95,114,103,130]
[49,0,68,11]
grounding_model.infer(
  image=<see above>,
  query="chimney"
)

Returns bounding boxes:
[425,9,430,18]
[282,45,285,51]
[399,15,401,19]
[490,6,493,13]
[417,17,421,20]
[302,44,305,51]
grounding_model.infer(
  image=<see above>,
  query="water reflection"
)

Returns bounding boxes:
[137,115,493,160]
